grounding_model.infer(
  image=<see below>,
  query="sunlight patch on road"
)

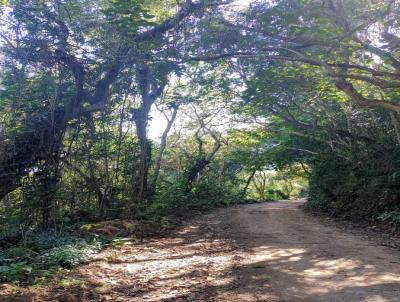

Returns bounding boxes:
[250,246,307,262]
[242,245,400,300]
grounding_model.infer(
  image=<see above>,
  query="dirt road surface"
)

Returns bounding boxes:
[2,199,400,302]
[226,200,400,302]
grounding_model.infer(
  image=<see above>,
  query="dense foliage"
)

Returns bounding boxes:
[238,0,400,225]
[1,0,400,283]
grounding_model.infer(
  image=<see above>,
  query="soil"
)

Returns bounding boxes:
[2,199,400,301]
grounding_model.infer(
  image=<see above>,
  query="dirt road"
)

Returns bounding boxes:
[3,200,400,302]
[226,200,400,302]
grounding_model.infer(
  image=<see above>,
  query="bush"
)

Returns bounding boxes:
[305,142,400,227]
[29,231,76,250]
[144,176,242,224]
[0,246,37,261]
[0,232,102,283]
[37,240,101,268]
[0,262,33,282]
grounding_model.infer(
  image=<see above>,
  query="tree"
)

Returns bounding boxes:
[0,0,229,216]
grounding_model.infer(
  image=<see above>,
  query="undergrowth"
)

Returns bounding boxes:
[0,230,102,284]
[304,142,400,229]
[0,178,245,284]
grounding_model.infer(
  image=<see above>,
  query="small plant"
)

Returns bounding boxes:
[0,261,32,282]
[38,240,101,268]
[106,251,122,263]
[109,237,131,248]
[59,278,85,288]
[378,211,400,226]
[0,246,37,262]
[80,223,98,233]
[95,284,113,294]
[30,231,75,250]
[251,263,266,269]
[32,269,53,285]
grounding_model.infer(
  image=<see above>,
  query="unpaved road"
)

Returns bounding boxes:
[2,200,400,302]
[227,200,400,302]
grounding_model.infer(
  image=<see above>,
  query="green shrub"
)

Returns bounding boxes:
[29,231,76,250]
[0,246,37,261]
[378,211,400,226]
[305,141,400,227]
[0,233,102,283]
[0,261,33,282]
[38,240,101,268]
[144,176,242,223]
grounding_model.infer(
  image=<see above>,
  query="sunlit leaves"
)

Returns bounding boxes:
[102,0,156,35]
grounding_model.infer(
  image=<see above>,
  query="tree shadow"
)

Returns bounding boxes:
[3,202,400,301]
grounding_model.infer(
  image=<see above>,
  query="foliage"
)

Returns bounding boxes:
[37,240,101,268]
[103,0,156,35]
[305,141,400,225]
[1,0,400,286]
[145,175,242,225]
[58,278,86,288]
[0,262,33,283]
[242,56,400,225]
[0,231,101,283]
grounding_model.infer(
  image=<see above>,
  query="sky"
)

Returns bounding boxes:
[148,108,169,140]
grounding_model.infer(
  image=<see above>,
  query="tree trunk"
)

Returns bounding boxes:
[134,114,151,203]
[242,170,256,198]
[132,66,166,203]
[390,112,400,145]
[148,105,178,196]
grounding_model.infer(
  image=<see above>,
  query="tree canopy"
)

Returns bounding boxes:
[1,0,400,264]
